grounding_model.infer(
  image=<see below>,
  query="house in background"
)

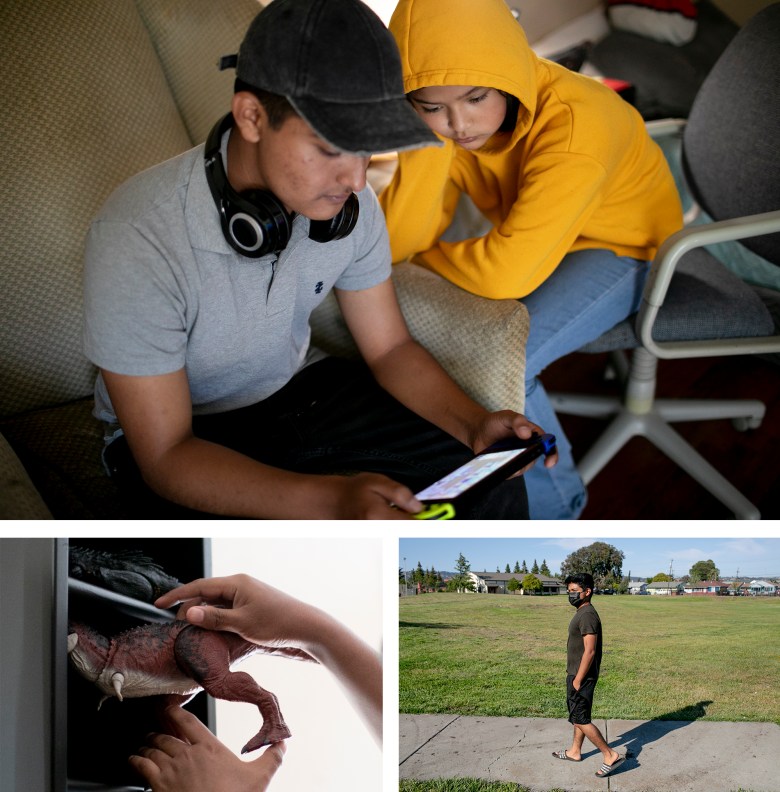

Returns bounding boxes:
[628,579,649,595]
[683,580,727,595]
[647,581,684,596]
[748,580,778,596]
[469,571,565,595]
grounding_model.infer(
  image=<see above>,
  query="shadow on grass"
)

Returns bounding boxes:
[400,622,462,629]
[608,700,714,771]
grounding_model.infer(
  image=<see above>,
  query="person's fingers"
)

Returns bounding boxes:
[183,603,236,632]
[143,730,190,758]
[251,741,286,785]
[135,745,175,767]
[128,753,162,785]
[160,705,218,745]
[154,577,239,610]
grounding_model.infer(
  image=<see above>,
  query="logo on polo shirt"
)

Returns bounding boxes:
[315,281,324,294]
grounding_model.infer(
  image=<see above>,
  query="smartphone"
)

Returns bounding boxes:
[413,433,556,517]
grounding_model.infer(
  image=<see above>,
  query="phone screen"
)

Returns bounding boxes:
[415,447,529,501]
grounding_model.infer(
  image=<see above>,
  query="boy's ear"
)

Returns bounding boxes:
[231,92,267,144]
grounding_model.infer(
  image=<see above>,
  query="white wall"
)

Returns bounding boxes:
[211,538,382,792]
[363,0,396,24]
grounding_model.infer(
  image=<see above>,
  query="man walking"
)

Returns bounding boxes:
[552,573,625,778]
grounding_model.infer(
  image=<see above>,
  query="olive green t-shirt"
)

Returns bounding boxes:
[566,603,602,679]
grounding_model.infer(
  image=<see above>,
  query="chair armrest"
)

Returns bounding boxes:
[309,262,529,413]
[0,431,52,519]
[638,209,780,359]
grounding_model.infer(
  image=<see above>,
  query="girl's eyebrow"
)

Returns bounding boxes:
[412,87,487,104]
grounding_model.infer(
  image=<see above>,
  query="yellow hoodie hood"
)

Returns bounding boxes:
[380,0,683,299]
[390,0,537,148]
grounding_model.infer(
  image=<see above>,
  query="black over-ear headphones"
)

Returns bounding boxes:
[204,113,359,257]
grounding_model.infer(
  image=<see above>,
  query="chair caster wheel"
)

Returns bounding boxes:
[732,416,762,431]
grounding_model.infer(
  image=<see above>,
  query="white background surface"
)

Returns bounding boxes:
[210,537,383,792]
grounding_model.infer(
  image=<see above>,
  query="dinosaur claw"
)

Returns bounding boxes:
[241,724,292,754]
[111,672,125,701]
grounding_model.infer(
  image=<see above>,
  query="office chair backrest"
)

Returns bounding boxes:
[682,2,780,266]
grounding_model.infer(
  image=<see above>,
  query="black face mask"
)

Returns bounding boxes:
[568,592,582,607]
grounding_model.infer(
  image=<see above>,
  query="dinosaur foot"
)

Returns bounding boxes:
[241,722,292,754]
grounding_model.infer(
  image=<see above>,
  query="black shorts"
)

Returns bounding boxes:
[566,675,597,725]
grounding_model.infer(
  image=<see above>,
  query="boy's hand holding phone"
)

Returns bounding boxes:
[413,431,557,519]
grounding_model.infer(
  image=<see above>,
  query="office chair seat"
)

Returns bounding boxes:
[579,247,775,352]
[550,3,780,519]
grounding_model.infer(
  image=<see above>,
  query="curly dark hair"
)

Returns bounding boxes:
[564,572,595,592]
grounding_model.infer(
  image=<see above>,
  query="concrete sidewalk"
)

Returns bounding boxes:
[400,714,780,792]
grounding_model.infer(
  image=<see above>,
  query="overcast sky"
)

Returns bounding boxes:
[398,537,780,580]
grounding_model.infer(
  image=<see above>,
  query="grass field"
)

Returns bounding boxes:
[399,593,780,723]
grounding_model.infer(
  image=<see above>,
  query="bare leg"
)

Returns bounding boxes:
[575,722,620,767]
[174,628,291,753]
[566,724,586,760]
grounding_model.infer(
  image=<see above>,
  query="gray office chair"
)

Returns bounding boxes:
[550,3,780,519]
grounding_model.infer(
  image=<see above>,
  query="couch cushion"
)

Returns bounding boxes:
[0,0,194,419]
[0,433,53,519]
[136,0,263,145]
[0,400,133,519]
[310,262,529,413]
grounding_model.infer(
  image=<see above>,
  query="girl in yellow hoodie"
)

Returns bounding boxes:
[380,0,683,519]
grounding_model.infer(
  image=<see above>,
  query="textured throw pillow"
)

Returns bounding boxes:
[607,0,698,46]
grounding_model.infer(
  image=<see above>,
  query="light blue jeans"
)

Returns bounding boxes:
[521,249,651,519]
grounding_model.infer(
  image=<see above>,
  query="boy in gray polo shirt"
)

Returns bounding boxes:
[82,0,554,520]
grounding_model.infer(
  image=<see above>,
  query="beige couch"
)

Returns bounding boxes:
[0,0,529,519]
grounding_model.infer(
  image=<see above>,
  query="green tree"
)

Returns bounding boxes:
[522,574,542,594]
[540,559,551,576]
[413,561,425,588]
[559,542,625,589]
[505,563,511,573]
[513,561,521,574]
[507,577,522,594]
[521,560,528,574]
[531,559,539,574]
[651,572,672,582]
[452,552,476,593]
[689,559,720,583]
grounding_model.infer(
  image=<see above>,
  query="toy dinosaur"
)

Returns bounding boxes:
[69,546,182,603]
[67,620,316,752]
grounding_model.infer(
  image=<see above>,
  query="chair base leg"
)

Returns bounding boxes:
[569,406,761,519]
[550,343,764,518]
[655,398,765,426]
[549,394,766,426]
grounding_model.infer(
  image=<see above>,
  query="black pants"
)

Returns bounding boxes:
[104,357,529,519]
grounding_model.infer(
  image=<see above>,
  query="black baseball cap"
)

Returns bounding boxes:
[224,0,440,156]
